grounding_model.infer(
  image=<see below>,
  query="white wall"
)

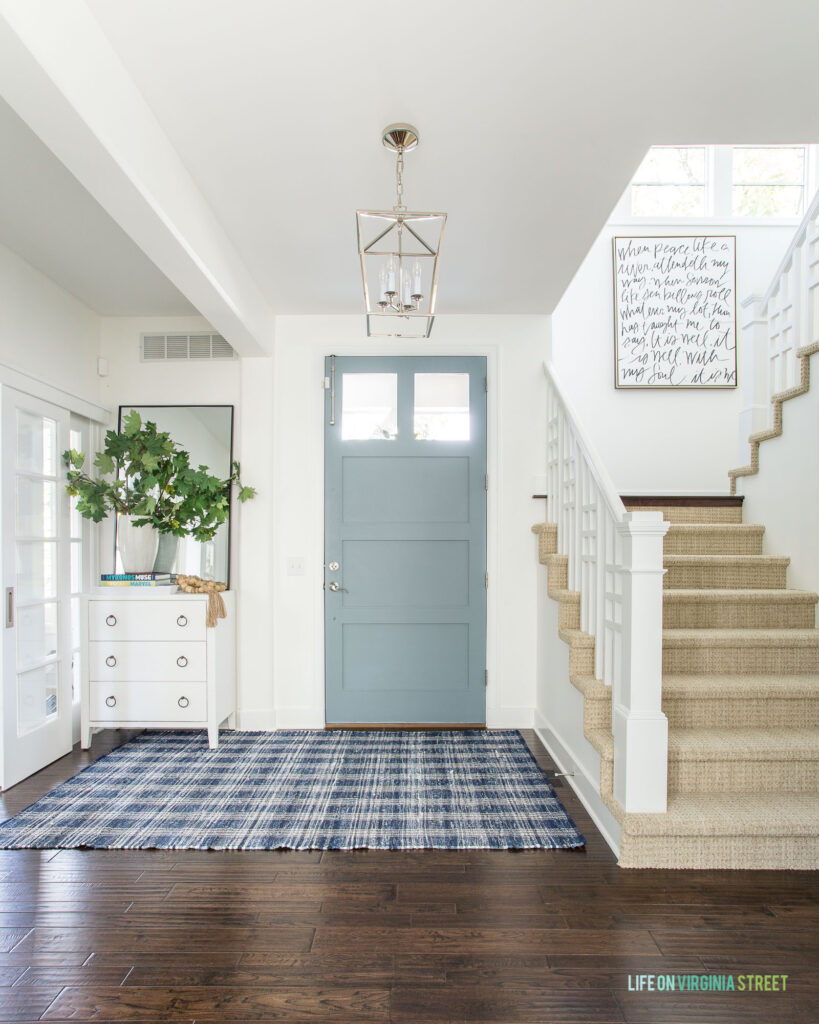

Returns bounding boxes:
[0,241,100,402]
[270,315,549,729]
[97,316,277,728]
[552,223,794,493]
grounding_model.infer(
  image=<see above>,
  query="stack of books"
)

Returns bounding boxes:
[99,573,178,588]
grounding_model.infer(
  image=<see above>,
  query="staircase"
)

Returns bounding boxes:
[534,501,819,869]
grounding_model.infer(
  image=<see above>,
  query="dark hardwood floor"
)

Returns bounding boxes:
[0,729,816,1022]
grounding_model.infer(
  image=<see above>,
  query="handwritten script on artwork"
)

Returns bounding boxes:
[613,235,737,388]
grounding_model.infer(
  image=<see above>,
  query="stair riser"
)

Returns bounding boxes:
[664,564,787,589]
[584,701,611,731]
[663,698,819,729]
[569,645,595,676]
[626,506,743,524]
[669,760,818,794]
[664,532,763,555]
[545,558,568,591]
[663,602,815,629]
[559,598,580,631]
[618,835,819,870]
[537,527,557,560]
[663,646,819,674]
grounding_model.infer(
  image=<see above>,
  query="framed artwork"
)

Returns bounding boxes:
[613,235,737,388]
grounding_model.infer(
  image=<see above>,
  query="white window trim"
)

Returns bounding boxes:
[611,144,817,227]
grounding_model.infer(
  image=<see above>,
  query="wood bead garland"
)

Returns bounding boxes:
[176,574,228,627]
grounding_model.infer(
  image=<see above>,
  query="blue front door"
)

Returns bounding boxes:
[324,356,487,725]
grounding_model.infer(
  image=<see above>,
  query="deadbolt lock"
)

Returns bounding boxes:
[328,561,339,571]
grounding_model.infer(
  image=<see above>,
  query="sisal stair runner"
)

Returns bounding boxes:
[533,505,819,870]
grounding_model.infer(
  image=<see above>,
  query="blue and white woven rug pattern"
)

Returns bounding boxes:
[0,730,585,851]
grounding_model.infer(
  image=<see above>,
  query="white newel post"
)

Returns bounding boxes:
[613,511,670,813]
[738,294,769,466]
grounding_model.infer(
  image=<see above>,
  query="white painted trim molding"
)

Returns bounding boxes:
[487,708,534,729]
[0,361,109,423]
[534,709,621,859]
[235,709,277,731]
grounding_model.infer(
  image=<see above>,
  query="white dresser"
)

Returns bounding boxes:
[81,589,236,749]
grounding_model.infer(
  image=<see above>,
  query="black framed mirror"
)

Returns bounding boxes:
[115,405,235,586]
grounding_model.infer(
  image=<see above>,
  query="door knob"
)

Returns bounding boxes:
[328,581,348,592]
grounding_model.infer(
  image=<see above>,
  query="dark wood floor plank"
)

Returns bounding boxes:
[42,984,391,1020]
[312,926,662,956]
[17,924,316,954]
[390,983,626,1022]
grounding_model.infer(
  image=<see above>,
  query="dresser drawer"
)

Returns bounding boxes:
[89,680,207,723]
[89,642,206,682]
[89,600,206,642]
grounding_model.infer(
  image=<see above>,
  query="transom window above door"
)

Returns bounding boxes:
[340,371,472,441]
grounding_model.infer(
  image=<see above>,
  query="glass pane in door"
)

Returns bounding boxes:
[18,663,58,735]
[13,408,61,735]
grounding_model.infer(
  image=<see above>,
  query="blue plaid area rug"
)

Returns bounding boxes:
[0,730,584,851]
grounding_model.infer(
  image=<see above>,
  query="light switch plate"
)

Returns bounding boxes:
[286,556,305,576]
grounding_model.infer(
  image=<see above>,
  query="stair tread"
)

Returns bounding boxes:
[667,727,819,758]
[621,793,819,837]
[664,554,789,564]
[666,523,764,533]
[663,588,817,603]
[663,674,819,697]
[663,628,819,646]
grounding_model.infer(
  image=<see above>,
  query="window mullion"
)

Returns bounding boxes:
[712,145,732,218]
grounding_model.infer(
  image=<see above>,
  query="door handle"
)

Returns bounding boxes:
[4,588,13,629]
[328,581,348,592]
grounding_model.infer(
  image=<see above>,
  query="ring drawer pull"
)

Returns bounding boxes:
[105,655,117,667]
[177,615,188,627]
[178,696,190,708]
[105,696,117,707]
[177,656,188,668]
[105,614,117,627]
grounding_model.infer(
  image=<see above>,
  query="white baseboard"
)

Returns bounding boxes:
[235,708,277,731]
[273,708,326,730]
[487,707,534,729]
[534,709,621,859]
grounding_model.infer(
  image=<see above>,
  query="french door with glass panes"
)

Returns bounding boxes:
[1,387,73,790]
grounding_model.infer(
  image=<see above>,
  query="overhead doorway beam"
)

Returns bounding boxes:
[0,0,274,356]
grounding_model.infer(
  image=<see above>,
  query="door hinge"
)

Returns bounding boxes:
[484,571,488,589]
[484,473,488,492]
[323,376,330,389]
[484,669,488,687]
[484,376,488,393]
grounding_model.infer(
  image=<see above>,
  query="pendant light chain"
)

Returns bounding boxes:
[394,147,407,212]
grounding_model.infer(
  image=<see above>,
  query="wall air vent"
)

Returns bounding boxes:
[140,333,237,362]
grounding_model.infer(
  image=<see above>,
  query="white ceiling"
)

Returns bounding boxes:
[0,96,196,316]
[2,0,819,320]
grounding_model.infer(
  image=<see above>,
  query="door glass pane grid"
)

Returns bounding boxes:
[16,540,57,601]
[414,373,471,440]
[16,409,57,476]
[13,406,62,736]
[69,427,84,704]
[18,663,58,736]
[16,477,57,537]
[341,373,398,440]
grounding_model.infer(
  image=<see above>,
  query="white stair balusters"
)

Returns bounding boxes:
[543,361,669,813]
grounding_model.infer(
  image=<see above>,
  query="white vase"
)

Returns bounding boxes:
[117,515,159,573]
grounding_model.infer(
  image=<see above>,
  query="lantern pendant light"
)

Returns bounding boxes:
[356,123,446,338]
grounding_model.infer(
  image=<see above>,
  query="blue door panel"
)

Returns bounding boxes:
[325,355,487,724]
